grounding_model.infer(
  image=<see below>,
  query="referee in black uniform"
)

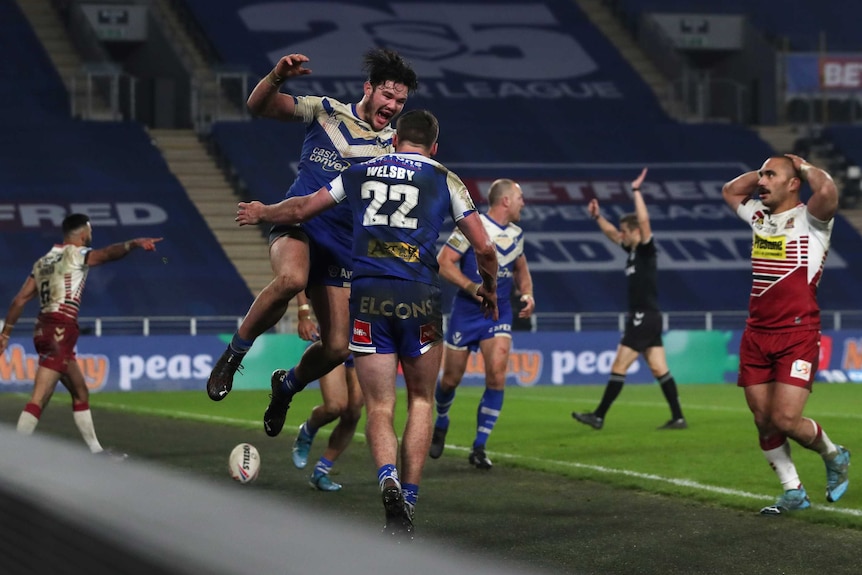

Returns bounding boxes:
[572,168,687,431]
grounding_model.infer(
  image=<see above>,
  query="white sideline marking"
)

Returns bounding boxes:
[484,448,862,518]
[99,402,862,518]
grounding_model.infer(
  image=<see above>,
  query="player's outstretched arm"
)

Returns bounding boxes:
[589,198,621,243]
[87,238,163,266]
[0,276,37,353]
[236,188,336,226]
[247,53,311,120]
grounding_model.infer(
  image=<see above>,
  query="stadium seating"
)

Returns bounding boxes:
[0,0,254,320]
[0,119,254,318]
[610,0,862,51]
[166,0,862,314]
[0,0,68,123]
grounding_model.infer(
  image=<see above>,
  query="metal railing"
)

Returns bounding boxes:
[6,311,862,336]
[69,64,138,121]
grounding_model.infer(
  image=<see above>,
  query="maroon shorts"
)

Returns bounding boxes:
[737,328,820,390]
[33,317,79,373]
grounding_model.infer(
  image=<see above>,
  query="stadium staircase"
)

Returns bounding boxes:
[16,0,283,317]
[14,0,114,120]
[146,128,272,296]
[574,0,687,120]
[150,0,246,124]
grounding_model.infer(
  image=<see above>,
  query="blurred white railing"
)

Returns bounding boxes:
[5,311,862,336]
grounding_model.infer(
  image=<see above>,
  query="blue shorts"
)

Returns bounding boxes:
[349,277,442,357]
[445,296,513,352]
[269,206,352,288]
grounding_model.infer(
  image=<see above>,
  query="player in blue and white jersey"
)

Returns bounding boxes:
[428,179,535,469]
[236,109,498,540]
[207,49,417,446]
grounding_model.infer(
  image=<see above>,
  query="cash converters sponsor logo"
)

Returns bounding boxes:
[367,239,420,262]
[0,343,109,391]
[359,296,434,319]
[309,147,351,172]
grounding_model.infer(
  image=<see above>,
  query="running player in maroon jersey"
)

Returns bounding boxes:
[722,154,849,514]
[0,213,161,456]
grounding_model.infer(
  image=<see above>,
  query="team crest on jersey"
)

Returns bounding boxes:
[753,210,768,226]
[752,234,786,260]
[785,217,795,230]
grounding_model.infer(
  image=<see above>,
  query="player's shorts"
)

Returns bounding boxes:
[445,297,513,352]
[343,354,355,369]
[33,315,79,373]
[269,211,352,288]
[620,310,663,352]
[348,277,442,357]
[737,327,820,389]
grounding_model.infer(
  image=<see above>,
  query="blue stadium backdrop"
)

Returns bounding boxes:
[194,0,862,314]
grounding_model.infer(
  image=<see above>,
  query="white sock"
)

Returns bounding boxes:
[802,418,838,458]
[762,440,801,491]
[73,409,104,453]
[16,412,39,435]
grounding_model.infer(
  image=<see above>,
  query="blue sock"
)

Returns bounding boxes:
[402,483,419,508]
[474,388,504,449]
[229,333,254,356]
[300,419,318,440]
[280,367,305,395]
[313,457,334,477]
[434,381,456,430]
[377,464,400,490]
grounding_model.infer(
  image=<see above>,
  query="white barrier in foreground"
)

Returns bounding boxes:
[0,425,556,575]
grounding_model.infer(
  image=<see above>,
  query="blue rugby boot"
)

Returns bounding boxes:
[825,446,851,503]
[291,424,313,469]
[759,487,811,515]
[309,472,342,492]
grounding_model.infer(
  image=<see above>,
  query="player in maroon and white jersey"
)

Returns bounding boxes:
[0,213,161,456]
[723,154,850,514]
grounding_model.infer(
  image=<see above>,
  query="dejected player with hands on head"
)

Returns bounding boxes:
[722,153,849,515]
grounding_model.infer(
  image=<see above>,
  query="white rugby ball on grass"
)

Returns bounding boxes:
[228,443,260,484]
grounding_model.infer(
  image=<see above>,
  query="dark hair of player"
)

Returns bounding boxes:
[62,213,91,236]
[363,48,419,93]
